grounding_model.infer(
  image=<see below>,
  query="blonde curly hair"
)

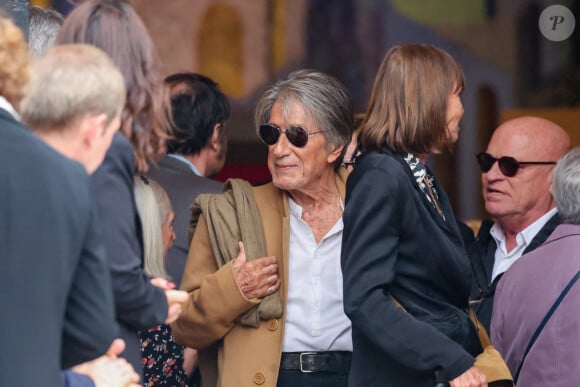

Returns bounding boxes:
[0,16,29,108]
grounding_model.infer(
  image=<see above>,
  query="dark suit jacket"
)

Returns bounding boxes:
[148,155,222,287]
[469,213,560,332]
[61,371,94,387]
[341,149,481,387]
[92,133,168,373]
[0,109,117,387]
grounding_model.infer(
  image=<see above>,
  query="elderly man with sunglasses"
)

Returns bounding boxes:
[172,70,354,387]
[469,116,571,332]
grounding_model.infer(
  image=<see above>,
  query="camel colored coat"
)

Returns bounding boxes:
[172,169,348,387]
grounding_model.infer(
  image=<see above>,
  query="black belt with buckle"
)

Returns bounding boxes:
[280,351,352,374]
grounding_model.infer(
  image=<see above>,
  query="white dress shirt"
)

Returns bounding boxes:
[490,207,557,282]
[282,198,353,352]
[0,95,19,120]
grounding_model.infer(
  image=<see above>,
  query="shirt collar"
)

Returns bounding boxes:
[490,207,558,248]
[166,153,201,176]
[0,96,20,121]
[289,197,302,218]
[288,196,345,220]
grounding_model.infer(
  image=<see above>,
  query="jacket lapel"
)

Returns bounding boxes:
[254,183,288,306]
[427,168,461,236]
[391,152,455,234]
[477,220,496,290]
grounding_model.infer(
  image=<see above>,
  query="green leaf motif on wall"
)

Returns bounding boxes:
[391,0,486,25]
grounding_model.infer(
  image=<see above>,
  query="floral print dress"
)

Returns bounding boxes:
[140,324,186,386]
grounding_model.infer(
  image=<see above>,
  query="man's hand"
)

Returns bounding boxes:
[72,339,140,387]
[163,289,188,324]
[449,366,488,387]
[151,277,188,324]
[182,347,198,376]
[232,242,280,299]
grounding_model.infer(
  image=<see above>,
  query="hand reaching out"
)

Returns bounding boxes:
[164,289,188,324]
[150,277,175,290]
[151,277,189,324]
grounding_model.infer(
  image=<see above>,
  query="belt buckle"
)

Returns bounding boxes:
[299,352,317,373]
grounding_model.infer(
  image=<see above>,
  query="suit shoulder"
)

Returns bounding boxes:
[0,118,88,182]
[349,152,408,187]
[197,175,223,193]
[149,160,223,193]
[0,122,92,220]
[356,151,406,174]
[103,132,134,168]
[253,181,279,199]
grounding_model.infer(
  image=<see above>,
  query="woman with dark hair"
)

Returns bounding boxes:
[55,0,188,378]
[57,0,168,173]
[341,44,487,387]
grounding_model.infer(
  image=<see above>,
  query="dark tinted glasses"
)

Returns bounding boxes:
[259,124,324,148]
[476,152,557,177]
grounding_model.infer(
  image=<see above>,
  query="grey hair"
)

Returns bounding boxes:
[255,69,354,158]
[28,6,64,57]
[552,147,580,225]
[21,44,126,133]
[134,176,172,279]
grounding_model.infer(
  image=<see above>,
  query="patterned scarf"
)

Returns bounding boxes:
[403,153,445,221]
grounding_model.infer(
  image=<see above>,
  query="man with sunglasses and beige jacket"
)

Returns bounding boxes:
[469,116,571,332]
[172,70,354,387]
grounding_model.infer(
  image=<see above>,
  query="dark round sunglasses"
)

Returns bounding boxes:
[476,152,557,177]
[259,124,324,148]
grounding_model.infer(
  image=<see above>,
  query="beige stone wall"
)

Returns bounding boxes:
[130,0,310,152]
[502,108,580,146]
[131,0,308,98]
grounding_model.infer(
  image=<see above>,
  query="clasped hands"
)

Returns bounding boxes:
[72,338,140,387]
[150,277,189,324]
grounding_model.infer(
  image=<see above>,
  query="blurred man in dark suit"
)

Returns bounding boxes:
[149,73,230,287]
[148,73,230,386]
[0,16,135,386]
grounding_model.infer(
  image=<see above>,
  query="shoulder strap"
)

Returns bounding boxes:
[523,213,560,254]
[514,269,580,383]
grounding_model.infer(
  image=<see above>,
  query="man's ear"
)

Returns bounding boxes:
[327,143,343,165]
[82,113,108,149]
[547,168,555,195]
[208,123,222,152]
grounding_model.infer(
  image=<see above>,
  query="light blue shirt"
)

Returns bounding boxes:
[166,153,201,176]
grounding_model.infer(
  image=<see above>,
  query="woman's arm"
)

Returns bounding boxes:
[92,139,168,329]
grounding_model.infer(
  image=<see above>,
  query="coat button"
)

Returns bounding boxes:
[266,319,279,331]
[253,372,265,385]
